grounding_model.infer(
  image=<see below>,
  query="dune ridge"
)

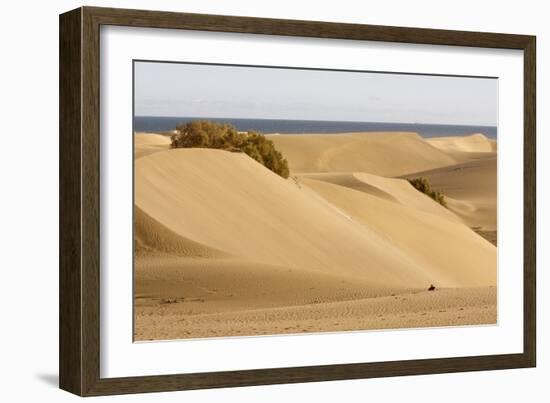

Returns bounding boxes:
[268,132,456,176]
[301,172,460,223]
[427,133,496,153]
[403,157,496,230]
[134,132,171,159]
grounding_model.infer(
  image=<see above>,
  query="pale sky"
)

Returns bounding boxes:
[134,61,498,126]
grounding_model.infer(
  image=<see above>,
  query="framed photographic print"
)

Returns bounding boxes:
[59,6,536,396]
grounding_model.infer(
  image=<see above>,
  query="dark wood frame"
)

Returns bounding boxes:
[59,6,536,396]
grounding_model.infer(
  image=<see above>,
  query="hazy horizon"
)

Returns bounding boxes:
[135,61,498,127]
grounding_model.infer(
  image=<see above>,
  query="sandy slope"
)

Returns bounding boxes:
[134,132,171,159]
[300,177,495,287]
[427,133,497,153]
[300,172,460,223]
[268,132,456,176]
[426,133,497,164]
[403,157,497,231]
[134,206,228,258]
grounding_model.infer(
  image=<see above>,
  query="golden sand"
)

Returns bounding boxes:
[133,131,497,341]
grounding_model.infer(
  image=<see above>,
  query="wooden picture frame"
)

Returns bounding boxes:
[59,6,536,396]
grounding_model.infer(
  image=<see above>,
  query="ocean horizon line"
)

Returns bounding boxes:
[134,116,497,138]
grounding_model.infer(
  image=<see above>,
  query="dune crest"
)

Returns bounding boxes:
[300,172,399,202]
[268,132,456,176]
[403,157,496,230]
[135,132,171,159]
[427,133,497,154]
[301,172,460,223]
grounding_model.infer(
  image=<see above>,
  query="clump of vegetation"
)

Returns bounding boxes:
[407,177,447,208]
[428,284,436,291]
[171,120,289,179]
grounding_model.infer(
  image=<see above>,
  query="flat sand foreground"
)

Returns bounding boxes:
[134,131,497,341]
[136,285,496,340]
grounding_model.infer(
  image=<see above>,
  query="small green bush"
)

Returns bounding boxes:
[407,177,447,208]
[171,120,289,179]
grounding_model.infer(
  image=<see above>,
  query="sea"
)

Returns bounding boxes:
[134,116,497,139]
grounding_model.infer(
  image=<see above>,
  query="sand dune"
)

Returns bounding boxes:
[427,133,496,153]
[134,131,497,340]
[298,172,399,202]
[301,177,496,287]
[134,132,171,159]
[135,148,437,289]
[300,172,460,223]
[134,206,228,258]
[136,148,495,287]
[403,157,497,231]
[268,132,456,176]
[427,133,497,164]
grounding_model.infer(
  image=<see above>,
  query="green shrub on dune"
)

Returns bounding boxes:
[171,120,289,179]
[407,177,447,208]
